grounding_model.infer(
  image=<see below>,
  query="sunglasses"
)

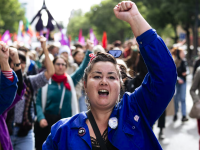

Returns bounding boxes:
[55,63,66,67]
[108,50,122,58]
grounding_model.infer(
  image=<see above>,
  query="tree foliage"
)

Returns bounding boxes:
[0,0,25,34]
[67,9,91,41]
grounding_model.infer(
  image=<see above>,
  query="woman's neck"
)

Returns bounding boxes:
[91,107,113,128]
[87,107,113,137]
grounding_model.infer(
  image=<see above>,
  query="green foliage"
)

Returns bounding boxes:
[0,0,25,34]
[67,0,199,44]
[86,0,133,43]
[67,9,90,41]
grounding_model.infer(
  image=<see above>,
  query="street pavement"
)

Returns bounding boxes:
[153,73,199,150]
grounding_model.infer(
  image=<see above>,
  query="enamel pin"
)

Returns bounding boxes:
[78,127,86,136]
[134,115,140,122]
[108,117,118,129]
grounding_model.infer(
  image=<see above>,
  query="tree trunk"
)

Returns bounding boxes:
[185,27,192,65]
[173,24,178,43]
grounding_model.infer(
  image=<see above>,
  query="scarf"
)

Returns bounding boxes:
[52,73,71,91]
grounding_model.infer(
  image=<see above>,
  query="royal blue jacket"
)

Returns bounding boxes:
[0,70,18,115]
[43,29,177,150]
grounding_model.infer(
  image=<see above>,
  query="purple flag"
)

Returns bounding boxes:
[60,29,70,47]
[90,29,98,46]
[1,30,11,43]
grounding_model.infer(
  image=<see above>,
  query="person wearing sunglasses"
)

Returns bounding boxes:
[43,1,177,150]
[35,40,93,150]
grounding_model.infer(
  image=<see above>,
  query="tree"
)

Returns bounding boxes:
[135,0,199,61]
[0,0,25,35]
[67,9,91,41]
[86,0,133,43]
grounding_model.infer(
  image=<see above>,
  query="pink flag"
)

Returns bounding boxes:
[90,29,98,46]
[78,29,82,43]
[1,30,11,43]
[80,36,85,46]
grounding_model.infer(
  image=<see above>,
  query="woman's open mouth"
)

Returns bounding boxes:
[98,90,109,96]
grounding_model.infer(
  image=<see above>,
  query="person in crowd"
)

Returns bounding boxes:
[73,48,85,66]
[59,46,78,75]
[48,45,59,57]
[43,1,177,149]
[190,66,200,150]
[172,48,189,122]
[124,44,139,77]
[17,46,38,76]
[0,43,18,116]
[123,41,133,58]
[93,45,105,55]
[193,54,200,77]
[113,40,122,51]
[35,41,93,150]
[0,47,26,150]
[6,36,55,150]
[0,43,18,115]
[38,53,54,73]
[72,45,89,112]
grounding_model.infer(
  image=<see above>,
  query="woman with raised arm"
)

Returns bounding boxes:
[6,36,55,150]
[0,42,18,115]
[43,1,177,150]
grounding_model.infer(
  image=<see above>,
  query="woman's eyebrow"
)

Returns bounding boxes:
[108,72,117,75]
[91,71,102,74]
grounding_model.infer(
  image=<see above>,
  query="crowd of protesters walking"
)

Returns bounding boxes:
[0,1,199,150]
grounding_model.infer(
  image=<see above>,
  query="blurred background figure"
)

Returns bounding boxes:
[172,48,189,122]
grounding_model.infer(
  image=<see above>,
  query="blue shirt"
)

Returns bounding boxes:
[0,70,18,115]
[43,29,177,150]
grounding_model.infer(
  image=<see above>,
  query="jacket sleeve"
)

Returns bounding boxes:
[71,50,92,86]
[36,88,45,122]
[131,29,177,126]
[190,67,200,103]
[0,70,18,115]
[3,83,26,114]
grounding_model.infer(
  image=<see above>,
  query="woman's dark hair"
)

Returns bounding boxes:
[83,52,122,84]
[53,55,68,67]
[18,46,29,53]
[48,45,56,52]
[72,49,83,58]
[9,51,26,65]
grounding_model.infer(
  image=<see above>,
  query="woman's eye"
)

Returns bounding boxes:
[94,76,101,79]
[108,76,115,80]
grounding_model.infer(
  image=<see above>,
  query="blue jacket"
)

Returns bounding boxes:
[0,70,18,115]
[43,29,177,150]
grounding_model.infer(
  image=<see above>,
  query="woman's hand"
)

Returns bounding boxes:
[113,1,151,37]
[38,36,47,51]
[40,119,48,128]
[85,39,94,52]
[0,42,10,71]
[0,42,9,62]
[178,79,184,84]
[113,1,140,24]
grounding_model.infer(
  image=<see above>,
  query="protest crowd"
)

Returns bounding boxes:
[0,1,200,150]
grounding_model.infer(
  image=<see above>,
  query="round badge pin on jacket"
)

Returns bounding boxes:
[78,127,86,136]
[108,117,118,129]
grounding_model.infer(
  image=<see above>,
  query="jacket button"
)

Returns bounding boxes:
[132,126,135,129]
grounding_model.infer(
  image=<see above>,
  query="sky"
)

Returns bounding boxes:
[21,0,103,26]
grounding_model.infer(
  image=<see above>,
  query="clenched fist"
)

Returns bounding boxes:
[0,42,9,63]
[113,1,140,24]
